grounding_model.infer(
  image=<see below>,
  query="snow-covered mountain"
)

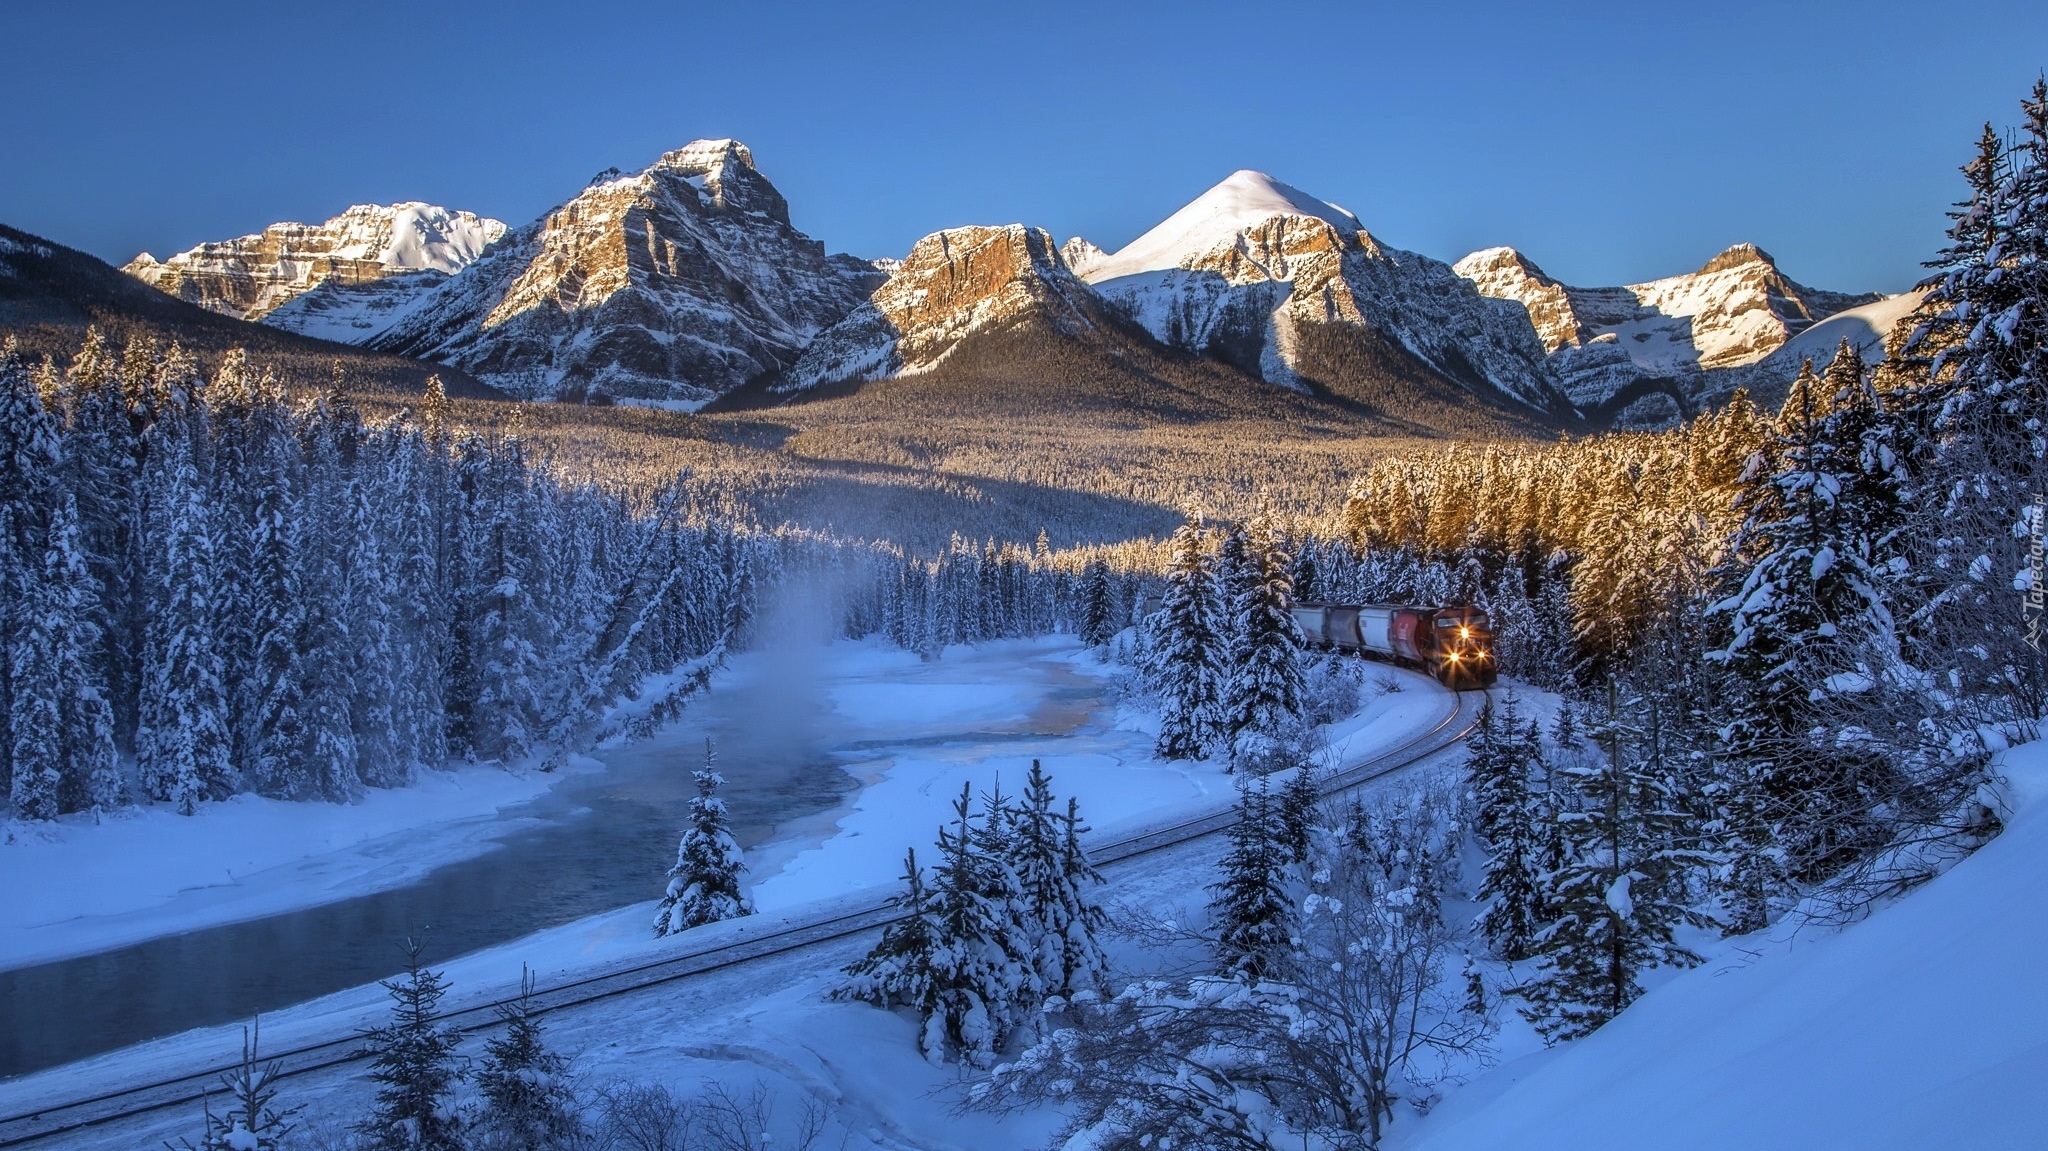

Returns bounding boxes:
[1453,243,1882,416]
[779,224,1123,393]
[367,139,880,405]
[122,203,505,323]
[1072,171,1573,419]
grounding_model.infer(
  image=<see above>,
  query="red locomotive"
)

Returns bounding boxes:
[1289,602,1497,689]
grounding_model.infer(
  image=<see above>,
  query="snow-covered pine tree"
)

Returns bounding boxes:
[469,969,580,1151]
[1208,773,1293,980]
[927,782,1028,1064]
[43,498,118,812]
[173,1023,300,1151]
[1901,81,2048,728]
[469,443,546,763]
[248,406,313,799]
[0,345,64,807]
[1275,760,1322,865]
[139,439,235,814]
[1011,760,1107,1003]
[1215,522,1253,613]
[355,940,464,1151]
[1713,340,1906,887]
[1516,686,1714,1042]
[1078,558,1116,648]
[834,847,946,1034]
[1221,513,1305,764]
[653,739,754,936]
[7,514,64,820]
[1474,694,1544,961]
[1148,515,1225,760]
[1055,794,1108,997]
[1289,535,1320,603]
[294,416,361,801]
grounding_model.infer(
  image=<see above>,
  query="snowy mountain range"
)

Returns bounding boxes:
[122,203,505,327]
[1453,243,1891,417]
[1067,170,1571,418]
[115,141,1901,424]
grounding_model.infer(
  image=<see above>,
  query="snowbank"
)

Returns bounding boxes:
[0,762,564,972]
[1402,740,2048,1151]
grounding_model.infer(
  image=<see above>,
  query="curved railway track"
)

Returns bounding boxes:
[0,685,1486,1148]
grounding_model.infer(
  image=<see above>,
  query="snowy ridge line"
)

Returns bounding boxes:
[0,688,1484,1149]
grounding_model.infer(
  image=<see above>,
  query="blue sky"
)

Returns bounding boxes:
[3,1,2043,293]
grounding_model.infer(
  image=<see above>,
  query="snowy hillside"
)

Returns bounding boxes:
[1745,288,1929,374]
[121,203,505,322]
[1402,740,2048,1151]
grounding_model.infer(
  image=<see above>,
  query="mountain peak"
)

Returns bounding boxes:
[1696,242,1776,275]
[1454,246,1561,288]
[652,138,756,177]
[1081,169,1362,283]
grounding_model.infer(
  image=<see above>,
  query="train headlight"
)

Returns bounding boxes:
[1460,627,1470,638]
[1446,652,1461,662]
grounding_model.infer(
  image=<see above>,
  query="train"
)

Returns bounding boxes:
[1290,602,1497,689]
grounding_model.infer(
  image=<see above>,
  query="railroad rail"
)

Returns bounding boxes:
[0,686,1485,1148]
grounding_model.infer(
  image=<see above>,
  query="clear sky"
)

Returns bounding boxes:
[4,1,2043,294]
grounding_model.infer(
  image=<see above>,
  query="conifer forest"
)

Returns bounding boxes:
[1,27,2045,1151]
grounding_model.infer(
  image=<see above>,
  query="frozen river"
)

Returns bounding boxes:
[0,637,1120,1078]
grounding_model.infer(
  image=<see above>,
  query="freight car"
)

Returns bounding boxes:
[1290,602,1497,689]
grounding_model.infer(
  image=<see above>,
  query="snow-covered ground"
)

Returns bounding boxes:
[1398,738,2048,1151]
[49,678,2048,1149]
[0,757,567,972]
[0,637,1450,1132]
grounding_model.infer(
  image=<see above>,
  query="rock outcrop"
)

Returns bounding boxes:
[122,203,504,322]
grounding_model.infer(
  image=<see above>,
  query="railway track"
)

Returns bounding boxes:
[0,686,1485,1148]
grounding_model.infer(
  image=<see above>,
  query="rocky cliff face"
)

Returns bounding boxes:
[1452,243,1881,415]
[780,224,1120,392]
[367,140,875,404]
[1074,171,1572,419]
[122,203,504,322]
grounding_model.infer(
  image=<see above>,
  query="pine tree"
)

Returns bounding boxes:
[42,498,119,812]
[139,441,235,813]
[1010,760,1107,1001]
[355,940,464,1151]
[470,969,580,1151]
[1078,558,1117,647]
[1713,341,1905,885]
[1,346,64,807]
[653,740,754,935]
[1517,686,1714,1041]
[1275,761,1321,865]
[1208,774,1293,980]
[1472,695,1543,961]
[1897,82,2048,726]
[927,783,1029,1064]
[1221,512,1305,762]
[836,847,946,1029]
[1149,515,1225,760]
[173,1023,300,1151]
[7,524,63,819]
